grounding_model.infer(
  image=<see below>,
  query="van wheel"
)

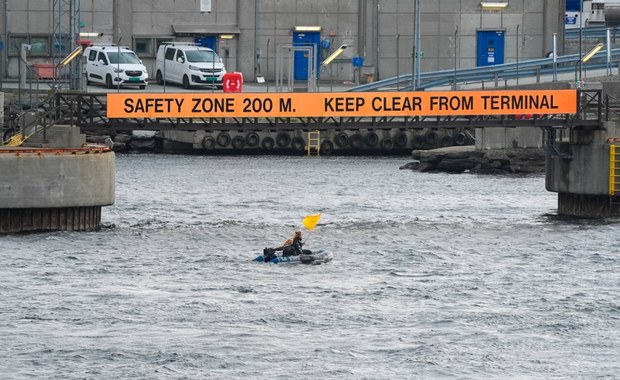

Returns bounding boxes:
[182,75,191,89]
[156,71,164,85]
[106,75,114,89]
[86,73,92,86]
[139,85,146,90]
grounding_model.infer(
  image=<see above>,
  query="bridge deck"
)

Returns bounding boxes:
[50,90,608,133]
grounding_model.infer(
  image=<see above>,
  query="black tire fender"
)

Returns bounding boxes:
[232,135,246,149]
[394,131,408,147]
[320,139,334,155]
[454,131,468,146]
[364,132,379,147]
[262,136,275,150]
[202,135,216,150]
[246,132,260,147]
[216,132,231,147]
[291,136,305,151]
[276,132,291,147]
[412,134,425,149]
[334,132,349,148]
[425,131,439,147]
[380,137,394,151]
[440,134,453,147]
[349,133,364,149]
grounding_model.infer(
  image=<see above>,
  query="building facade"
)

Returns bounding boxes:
[0,0,565,84]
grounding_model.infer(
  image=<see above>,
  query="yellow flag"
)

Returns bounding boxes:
[302,213,321,231]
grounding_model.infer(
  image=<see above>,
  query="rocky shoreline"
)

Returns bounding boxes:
[400,146,546,174]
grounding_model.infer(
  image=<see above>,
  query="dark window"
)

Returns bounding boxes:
[30,36,49,56]
[8,35,27,57]
[97,52,108,64]
[164,47,175,61]
[134,38,152,57]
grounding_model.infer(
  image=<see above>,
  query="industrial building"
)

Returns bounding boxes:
[0,0,567,85]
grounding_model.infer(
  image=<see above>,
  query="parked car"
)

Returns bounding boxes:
[155,43,226,89]
[84,45,149,89]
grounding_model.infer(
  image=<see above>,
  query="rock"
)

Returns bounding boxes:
[405,147,546,175]
[399,161,420,170]
[130,138,156,150]
[114,133,132,144]
[112,142,127,152]
[437,158,476,173]
[86,135,111,143]
[417,162,437,172]
[132,130,157,139]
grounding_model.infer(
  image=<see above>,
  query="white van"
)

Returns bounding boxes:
[84,45,149,89]
[155,43,226,89]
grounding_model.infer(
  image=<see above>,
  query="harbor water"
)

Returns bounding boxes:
[1,154,618,379]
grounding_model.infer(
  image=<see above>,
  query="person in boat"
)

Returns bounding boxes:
[263,230,305,261]
[282,230,304,257]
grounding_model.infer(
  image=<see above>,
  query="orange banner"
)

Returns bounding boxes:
[107,90,577,119]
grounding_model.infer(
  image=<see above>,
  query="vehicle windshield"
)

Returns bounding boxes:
[107,51,141,64]
[185,49,220,63]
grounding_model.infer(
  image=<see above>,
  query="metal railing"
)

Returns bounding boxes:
[3,89,614,150]
[349,49,620,92]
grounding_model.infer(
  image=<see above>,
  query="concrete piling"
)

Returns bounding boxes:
[0,126,115,234]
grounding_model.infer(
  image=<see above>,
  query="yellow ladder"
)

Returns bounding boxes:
[307,130,320,156]
[3,132,26,147]
[610,144,620,196]
[2,125,44,147]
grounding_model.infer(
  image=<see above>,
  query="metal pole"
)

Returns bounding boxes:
[288,46,293,92]
[553,33,558,82]
[254,0,258,80]
[3,0,8,87]
[579,0,583,80]
[516,24,519,85]
[414,0,421,90]
[117,37,121,92]
[163,46,166,93]
[411,0,415,90]
[453,26,457,90]
[212,45,215,93]
[266,39,270,92]
[396,34,400,91]
[607,27,612,76]
[375,0,380,81]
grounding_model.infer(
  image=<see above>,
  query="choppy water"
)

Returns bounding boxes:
[1,155,619,379]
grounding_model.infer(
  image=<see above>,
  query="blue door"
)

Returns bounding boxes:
[292,31,320,80]
[195,36,217,52]
[477,30,505,67]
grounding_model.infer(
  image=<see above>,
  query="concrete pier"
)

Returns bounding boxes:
[546,122,620,218]
[0,126,115,233]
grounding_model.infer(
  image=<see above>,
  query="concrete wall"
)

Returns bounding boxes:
[475,127,543,150]
[0,0,563,82]
[0,150,115,208]
[546,122,619,195]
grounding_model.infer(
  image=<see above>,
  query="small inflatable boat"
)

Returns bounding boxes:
[254,249,334,265]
